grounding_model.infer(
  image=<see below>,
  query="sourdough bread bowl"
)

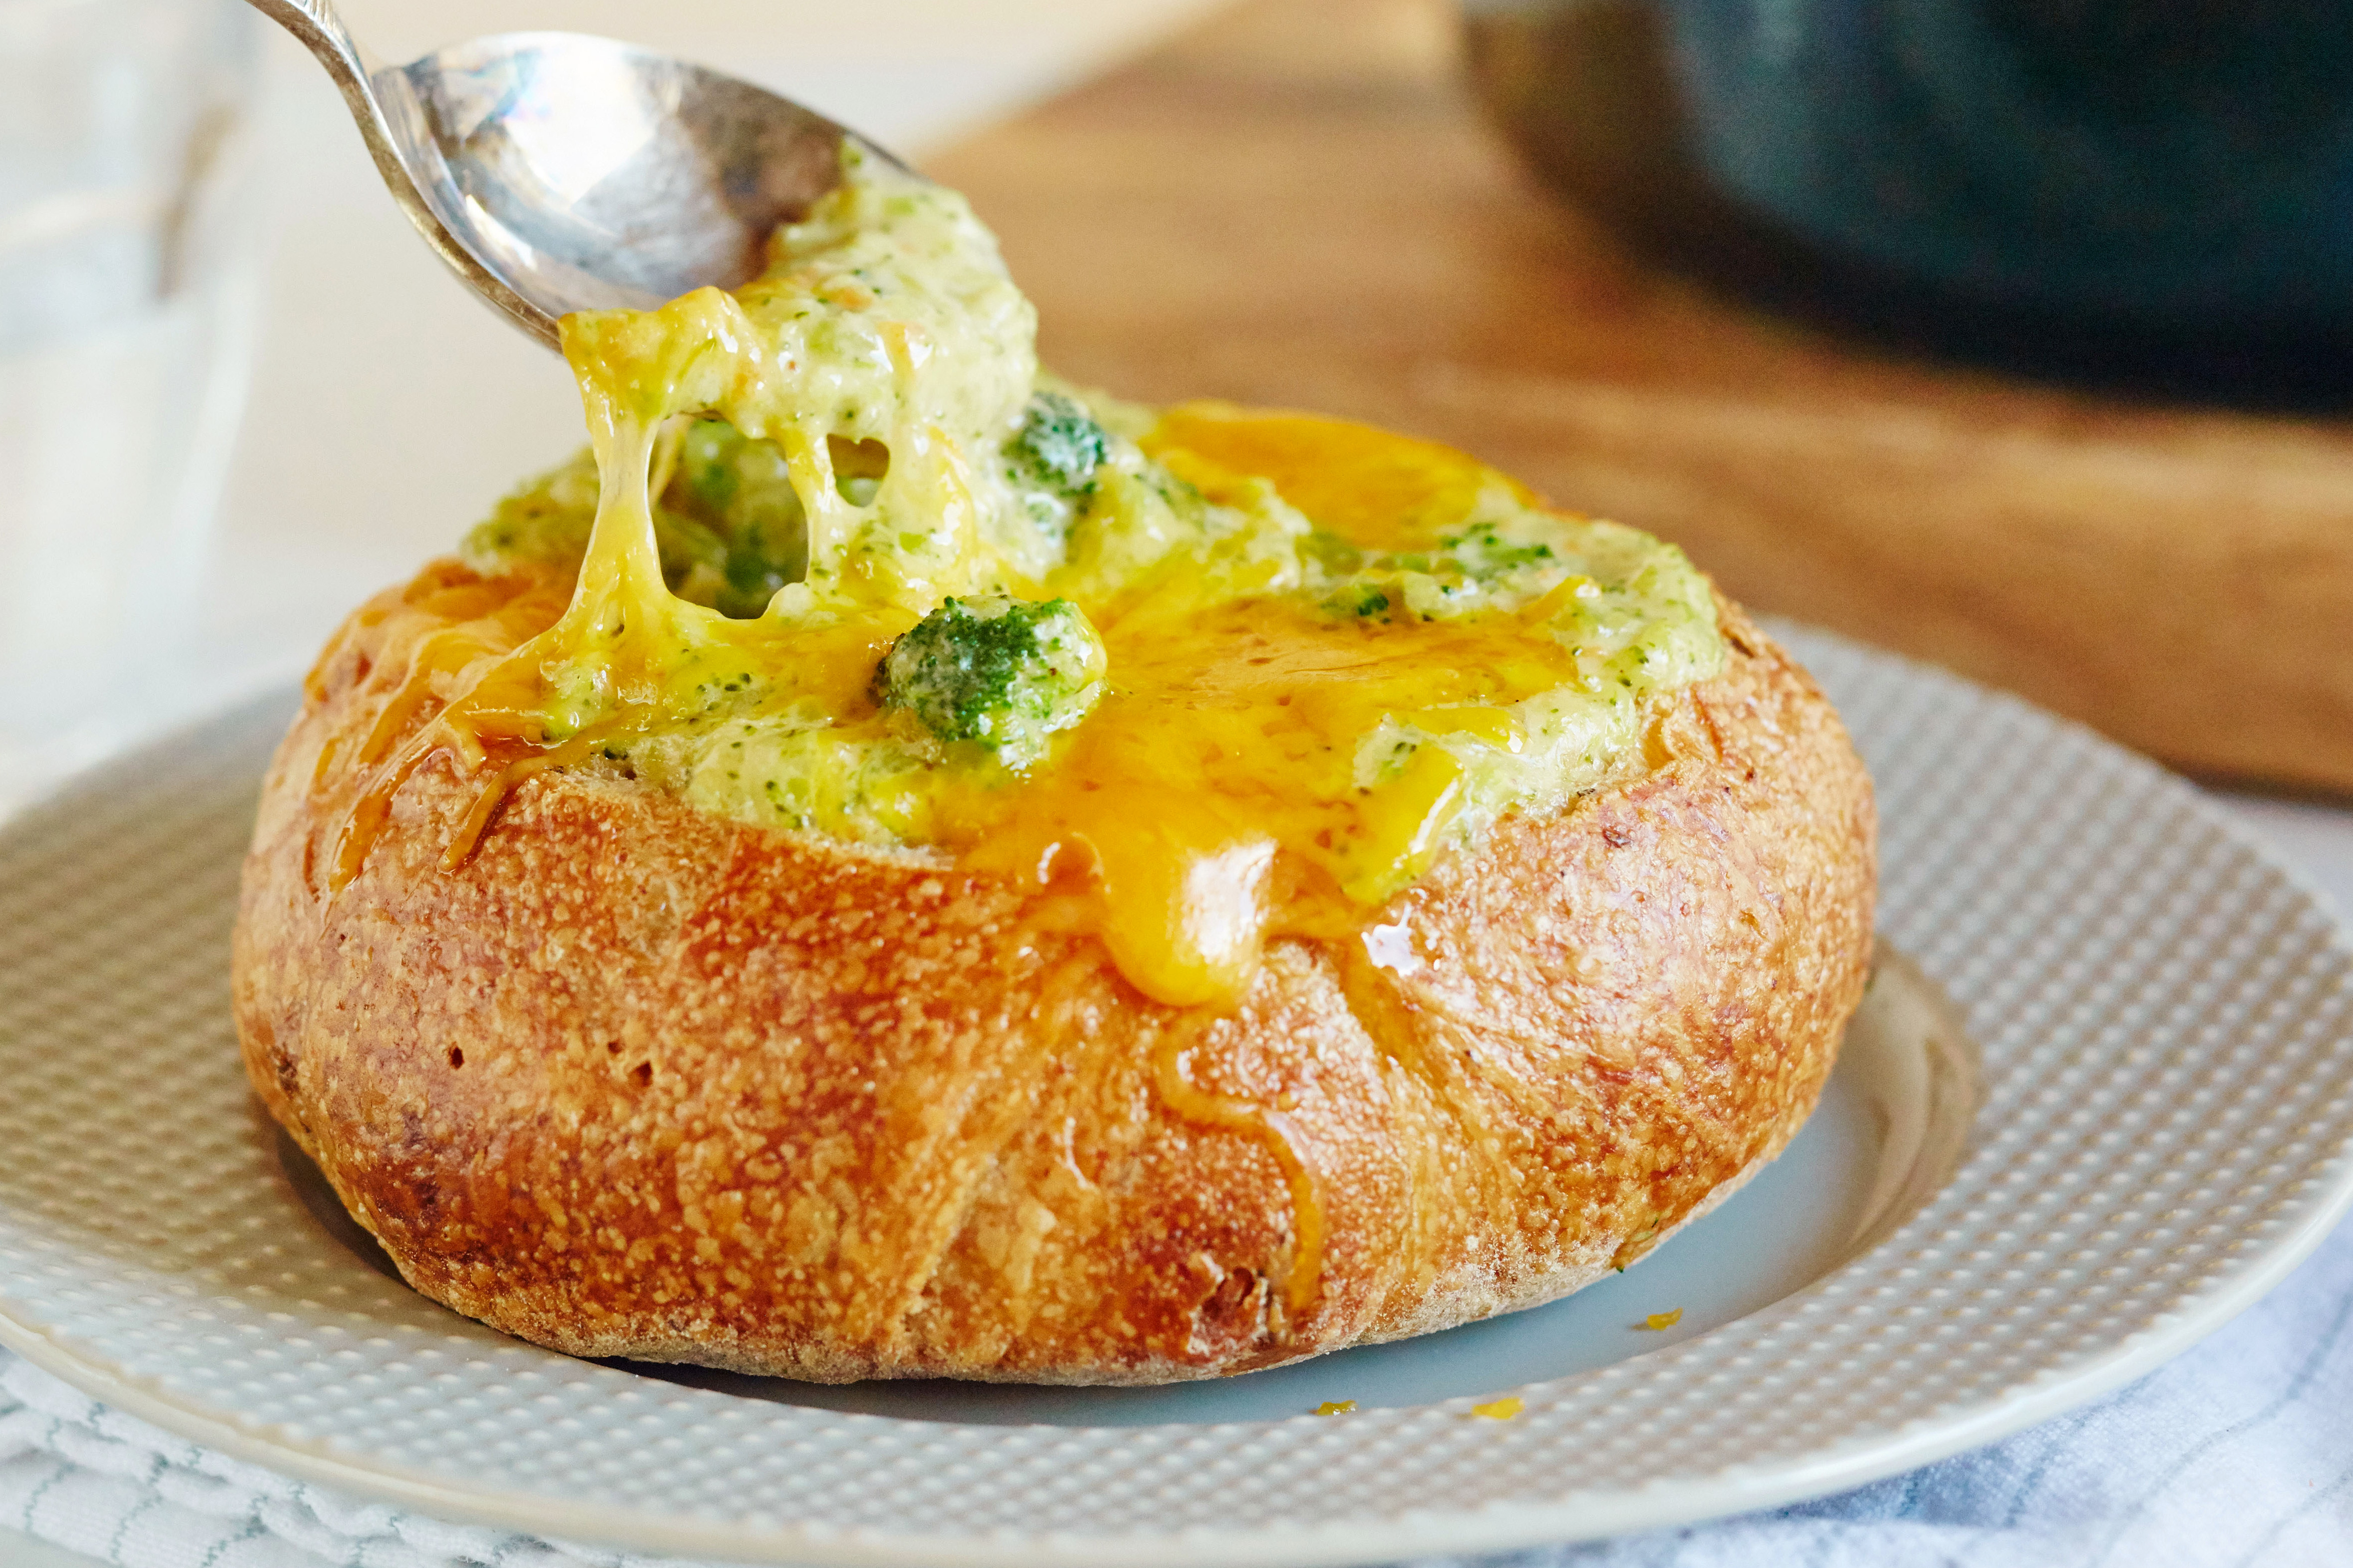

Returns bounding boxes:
[231,149,1874,1384]
[235,591,1869,1383]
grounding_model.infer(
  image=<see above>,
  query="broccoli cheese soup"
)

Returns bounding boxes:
[317,148,1726,1008]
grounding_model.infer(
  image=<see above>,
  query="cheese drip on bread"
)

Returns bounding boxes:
[325,148,1727,1010]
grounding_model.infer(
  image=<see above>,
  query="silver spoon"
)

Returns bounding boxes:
[246,0,903,350]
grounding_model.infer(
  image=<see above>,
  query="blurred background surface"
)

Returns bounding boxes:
[933,0,2353,800]
[1465,0,2353,406]
[0,0,259,795]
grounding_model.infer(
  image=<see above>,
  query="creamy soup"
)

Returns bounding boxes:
[322,148,1725,1008]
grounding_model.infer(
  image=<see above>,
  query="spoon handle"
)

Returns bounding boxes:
[238,0,412,232]
[237,0,561,346]
[242,0,374,119]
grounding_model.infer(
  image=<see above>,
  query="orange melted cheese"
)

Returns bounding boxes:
[1144,405,1544,553]
[948,586,1585,1003]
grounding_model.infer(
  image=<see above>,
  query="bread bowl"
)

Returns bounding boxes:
[233,150,1875,1383]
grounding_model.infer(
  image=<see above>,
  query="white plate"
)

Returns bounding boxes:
[1,627,2350,1565]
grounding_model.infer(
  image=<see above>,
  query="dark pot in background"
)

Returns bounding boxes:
[1465,0,2353,407]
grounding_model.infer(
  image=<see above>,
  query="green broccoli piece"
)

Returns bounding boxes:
[676,418,746,510]
[1005,392,1109,497]
[876,593,1107,768]
[663,419,809,618]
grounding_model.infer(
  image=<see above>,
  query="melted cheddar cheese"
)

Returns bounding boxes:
[335,148,1725,1009]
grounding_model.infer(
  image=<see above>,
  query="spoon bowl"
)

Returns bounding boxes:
[250,1,902,348]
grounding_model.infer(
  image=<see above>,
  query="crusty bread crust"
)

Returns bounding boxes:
[233,584,1874,1383]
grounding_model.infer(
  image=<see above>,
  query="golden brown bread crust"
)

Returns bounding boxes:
[233,586,1874,1383]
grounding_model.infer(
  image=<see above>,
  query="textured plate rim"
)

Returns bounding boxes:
[1,626,2350,1566]
[9,1200,2353,1568]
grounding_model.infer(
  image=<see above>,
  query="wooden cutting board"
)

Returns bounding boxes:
[931,0,2353,794]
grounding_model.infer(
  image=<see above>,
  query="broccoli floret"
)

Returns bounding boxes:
[876,593,1106,768]
[676,419,746,510]
[663,419,809,618]
[1005,392,1109,497]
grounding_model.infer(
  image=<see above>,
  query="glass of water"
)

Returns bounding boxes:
[0,0,261,809]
